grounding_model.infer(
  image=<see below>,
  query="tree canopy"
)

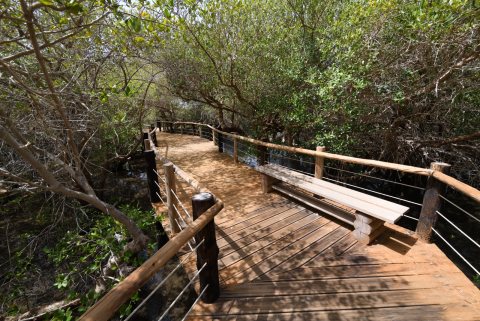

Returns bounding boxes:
[0,0,479,317]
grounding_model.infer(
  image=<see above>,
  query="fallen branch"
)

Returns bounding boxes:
[11,299,81,321]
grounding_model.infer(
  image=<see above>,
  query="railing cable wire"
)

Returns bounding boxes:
[432,228,480,276]
[123,239,204,321]
[270,152,315,165]
[267,161,314,177]
[157,263,207,321]
[439,195,480,224]
[324,166,425,191]
[402,214,419,221]
[171,188,193,219]
[173,217,194,251]
[323,177,423,207]
[436,211,480,249]
[155,192,167,206]
[179,284,209,321]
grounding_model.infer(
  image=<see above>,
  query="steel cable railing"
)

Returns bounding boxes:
[440,194,480,224]
[156,263,207,321]
[79,126,224,321]
[157,121,480,279]
[436,211,480,249]
[324,165,426,191]
[322,176,423,207]
[122,239,204,321]
[432,228,480,275]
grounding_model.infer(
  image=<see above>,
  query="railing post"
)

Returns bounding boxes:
[155,221,169,249]
[315,146,326,179]
[143,149,161,203]
[150,128,158,147]
[218,132,223,153]
[192,124,195,135]
[233,138,239,164]
[144,139,151,152]
[257,145,267,166]
[416,162,451,243]
[164,162,181,234]
[199,125,203,138]
[142,131,149,151]
[212,129,217,145]
[180,124,184,135]
[192,192,220,303]
[156,120,162,132]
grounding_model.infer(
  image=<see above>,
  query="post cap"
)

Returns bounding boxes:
[430,162,451,172]
[192,192,214,202]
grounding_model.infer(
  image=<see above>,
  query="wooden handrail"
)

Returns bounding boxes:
[432,171,480,203]
[147,129,214,198]
[159,121,480,203]
[78,201,223,321]
[80,128,224,321]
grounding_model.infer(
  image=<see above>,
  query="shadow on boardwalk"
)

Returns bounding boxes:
[158,132,480,321]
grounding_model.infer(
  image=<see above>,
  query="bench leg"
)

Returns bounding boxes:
[352,213,385,244]
[261,174,278,194]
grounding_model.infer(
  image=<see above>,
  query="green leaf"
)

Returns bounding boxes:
[127,17,142,33]
[39,0,53,5]
[66,3,84,14]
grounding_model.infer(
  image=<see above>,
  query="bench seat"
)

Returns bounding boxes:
[256,164,409,244]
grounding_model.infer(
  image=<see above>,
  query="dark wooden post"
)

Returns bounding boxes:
[155,221,169,249]
[257,145,267,166]
[164,162,181,234]
[142,132,149,151]
[199,125,203,138]
[233,138,239,164]
[315,146,326,179]
[192,192,220,303]
[218,132,223,153]
[180,124,184,135]
[143,150,161,203]
[192,124,195,135]
[416,162,451,242]
[144,139,151,151]
[156,120,162,132]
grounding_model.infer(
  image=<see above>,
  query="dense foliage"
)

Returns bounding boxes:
[1,0,479,319]
[147,0,479,183]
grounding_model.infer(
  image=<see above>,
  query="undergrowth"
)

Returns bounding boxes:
[2,201,161,320]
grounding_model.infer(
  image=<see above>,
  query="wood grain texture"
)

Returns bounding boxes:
[258,164,408,222]
[155,132,480,321]
[161,121,480,203]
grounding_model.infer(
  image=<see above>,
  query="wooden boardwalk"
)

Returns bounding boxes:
[156,132,480,321]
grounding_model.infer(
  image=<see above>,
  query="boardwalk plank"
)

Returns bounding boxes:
[156,133,480,321]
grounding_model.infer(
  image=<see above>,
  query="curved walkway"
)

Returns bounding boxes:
[157,132,479,321]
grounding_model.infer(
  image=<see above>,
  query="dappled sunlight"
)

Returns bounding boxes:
[159,132,480,321]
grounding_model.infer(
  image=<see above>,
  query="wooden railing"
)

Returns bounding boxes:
[80,119,479,321]
[158,120,480,276]
[158,120,480,202]
[79,128,224,321]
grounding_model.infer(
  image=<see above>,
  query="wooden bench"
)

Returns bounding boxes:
[256,164,409,244]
